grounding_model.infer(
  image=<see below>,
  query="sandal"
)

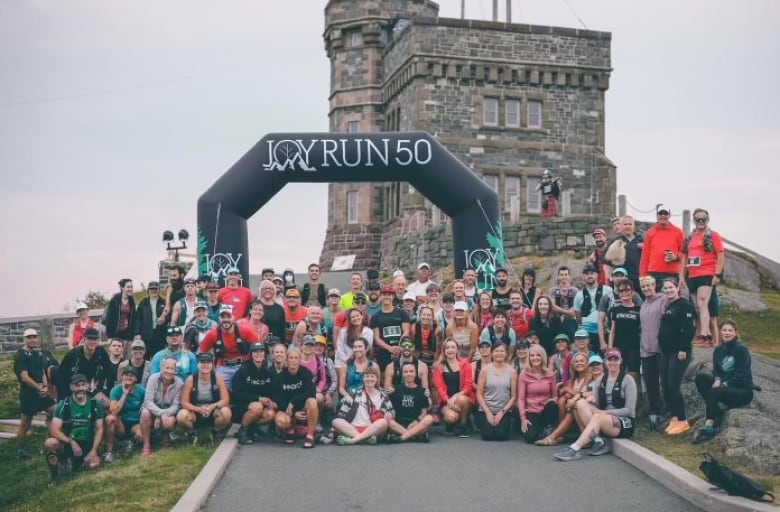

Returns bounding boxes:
[534,436,562,446]
[285,428,296,445]
[303,435,315,449]
[141,445,152,456]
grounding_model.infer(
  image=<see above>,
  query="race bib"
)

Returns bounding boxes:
[619,416,634,429]
[687,256,701,267]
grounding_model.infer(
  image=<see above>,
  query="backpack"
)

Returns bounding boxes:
[682,229,714,254]
[699,453,774,502]
[215,328,249,360]
[60,397,99,438]
[580,285,604,318]
[315,356,332,390]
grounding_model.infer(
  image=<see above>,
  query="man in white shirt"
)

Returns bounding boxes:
[407,262,438,305]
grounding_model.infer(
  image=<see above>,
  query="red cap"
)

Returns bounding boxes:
[380,285,395,294]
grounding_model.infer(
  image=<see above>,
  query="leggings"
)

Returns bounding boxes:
[641,354,663,416]
[695,374,753,422]
[522,401,559,443]
[480,410,512,441]
[660,350,690,420]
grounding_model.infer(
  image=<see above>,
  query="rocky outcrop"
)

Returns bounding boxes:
[683,349,780,475]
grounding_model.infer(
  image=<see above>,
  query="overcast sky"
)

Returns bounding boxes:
[0,0,777,317]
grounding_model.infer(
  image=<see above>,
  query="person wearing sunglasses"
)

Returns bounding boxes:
[554,348,637,461]
[639,205,684,292]
[679,208,724,347]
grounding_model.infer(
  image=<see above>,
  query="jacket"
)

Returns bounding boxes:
[56,345,111,400]
[336,386,394,424]
[142,373,183,417]
[639,222,684,275]
[134,295,167,341]
[658,298,696,353]
[517,370,557,419]
[103,293,137,339]
[432,357,474,407]
[713,341,753,390]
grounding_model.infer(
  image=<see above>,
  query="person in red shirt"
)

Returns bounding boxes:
[282,288,308,346]
[679,208,724,346]
[218,267,253,320]
[199,305,259,390]
[506,291,534,341]
[587,228,609,286]
[639,205,684,291]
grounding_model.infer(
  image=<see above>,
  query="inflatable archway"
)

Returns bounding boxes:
[197,132,505,288]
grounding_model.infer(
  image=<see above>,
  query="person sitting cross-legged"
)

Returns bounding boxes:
[103,366,145,462]
[44,374,105,481]
[177,352,232,444]
[554,348,637,461]
[272,347,319,448]
[332,364,394,446]
[387,361,434,443]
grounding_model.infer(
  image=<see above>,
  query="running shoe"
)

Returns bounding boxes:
[366,435,378,446]
[47,453,59,481]
[588,439,610,456]
[237,428,254,445]
[664,417,679,433]
[336,435,352,446]
[17,449,31,461]
[387,434,403,444]
[666,419,690,436]
[416,432,430,443]
[554,447,582,461]
[103,451,114,463]
[456,426,470,438]
[161,433,171,448]
[444,423,455,436]
[692,428,716,445]
[648,415,660,432]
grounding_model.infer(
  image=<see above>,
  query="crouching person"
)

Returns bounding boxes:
[177,352,232,444]
[273,347,318,449]
[231,342,277,445]
[332,364,393,446]
[103,366,145,462]
[44,374,105,482]
[140,357,182,455]
[387,361,433,443]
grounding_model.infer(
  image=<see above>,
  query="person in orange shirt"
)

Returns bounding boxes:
[199,305,259,390]
[639,205,684,291]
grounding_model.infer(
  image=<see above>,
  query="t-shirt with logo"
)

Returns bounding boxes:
[54,398,105,444]
[218,286,254,319]
[391,383,427,423]
[109,384,146,423]
[609,304,641,351]
[283,306,309,345]
[370,309,410,354]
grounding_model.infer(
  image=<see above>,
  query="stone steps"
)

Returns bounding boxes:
[0,417,47,437]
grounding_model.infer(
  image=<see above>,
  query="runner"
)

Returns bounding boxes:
[387,361,433,443]
[177,352,232,443]
[14,328,56,461]
[103,366,145,462]
[199,305,260,389]
[475,343,517,441]
[231,342,276,445]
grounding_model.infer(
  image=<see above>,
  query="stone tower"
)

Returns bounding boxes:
[319,0,616,272]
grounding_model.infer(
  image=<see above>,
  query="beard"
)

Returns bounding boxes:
[171,278,184,291]
[595,240,605,247]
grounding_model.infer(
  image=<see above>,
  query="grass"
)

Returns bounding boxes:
[0,355,215,512]
[720,289,780,360]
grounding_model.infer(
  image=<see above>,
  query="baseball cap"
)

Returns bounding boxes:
[612,267,628,277]
[314,335,327,345]
[353,292,367,301]
[226,266,241,275]
[656,204,670,215]
[130,339,146,350]
[267,335,282,346]
[605,348,622,360]
[285,288,300,298]
[399,337,414,349]
[219,304,233,315]
[574,329,589,339]
[442,293,455,304]
[392,270,405,278]
[417,262,430,270]
[453,301,468,311]
[194,300,208,311]
[380,285,394,294]
[478,339,492,348]
[302,335,316,346]
[167,326,183,335]
[403,292,416,302]
[554,333,570,343]
[197,352,214,363]
[516,340,530,349]
[426,283,441,293]
[205,281,220,290]
[367,282,381,291]
[70,373,87,385]
[272,275,283,283]
[250,342,266,352]
[184,277,197,285]
[588,355,604,366]
[83,327,100,339]
[122,365,138,377]
[147,281,160,290]
[23,328,39,337]
[75,301,89,312]
[592,228,607,237]
[582,264,598,274]
[328,288,341,297]
[495,267,508,275]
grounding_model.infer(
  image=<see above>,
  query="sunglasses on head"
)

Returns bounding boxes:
[694,217,708,223]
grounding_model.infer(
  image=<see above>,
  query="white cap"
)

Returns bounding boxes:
[403,291,416,301]
[656,204,670,214]
[392,270,405,278]
[75,302,89,312]
[327,288,341,297]
[417,262,430,270]
[23,328,39,337]
[454,301,469,311]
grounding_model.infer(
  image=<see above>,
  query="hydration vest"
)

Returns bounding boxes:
[487,326,511,346]
[580,285,604,318]
[598,372,626,410]
[215,328,248,360]
[60,397,99,439]
[189,372,220,405]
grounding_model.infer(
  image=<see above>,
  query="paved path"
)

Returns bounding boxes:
[206,433,701,512]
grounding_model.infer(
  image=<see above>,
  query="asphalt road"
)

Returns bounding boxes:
[206,431,701,512]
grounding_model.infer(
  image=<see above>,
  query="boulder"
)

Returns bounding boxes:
[683,348,780,475]
[724,253,762,291]
[719,288,766,312]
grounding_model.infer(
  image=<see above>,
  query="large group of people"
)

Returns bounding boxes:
[13,209,756,482]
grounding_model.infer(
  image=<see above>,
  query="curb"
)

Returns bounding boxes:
[170,434,239,512]
[612,439,776,512]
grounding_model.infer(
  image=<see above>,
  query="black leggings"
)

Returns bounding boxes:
[695,374,753,422]
[480,410,512,441]
[641,354,663,416]
[522,401,559,443]
[660,350,690,420]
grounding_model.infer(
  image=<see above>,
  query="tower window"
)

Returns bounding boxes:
[505,99,520,127]
[350,31,362,47]
[505,176,520,212]
[528,100,542,128]
[347,121,360,133]
[483,98,499,126]
[347,191,359,224]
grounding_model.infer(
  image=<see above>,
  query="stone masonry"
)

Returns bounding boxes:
[319,1,616,272]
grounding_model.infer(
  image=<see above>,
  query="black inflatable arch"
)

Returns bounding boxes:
[197,132,505,288]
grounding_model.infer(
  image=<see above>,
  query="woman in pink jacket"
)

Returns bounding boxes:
[517,344,558,443]
[432,338,474,438]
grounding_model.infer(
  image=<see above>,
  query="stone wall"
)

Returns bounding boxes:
[0,311,104,354]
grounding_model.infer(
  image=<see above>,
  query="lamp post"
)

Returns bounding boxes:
[162,229,189,261]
